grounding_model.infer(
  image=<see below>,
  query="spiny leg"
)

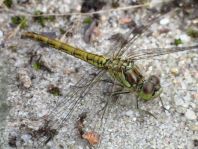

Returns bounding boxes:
[106,89,157,119]
[111,90,130,96]
[96,83,117,116]
[135,98,157,119]
[159,96,170,113]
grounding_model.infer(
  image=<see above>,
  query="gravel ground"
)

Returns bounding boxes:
[0,0,198,149]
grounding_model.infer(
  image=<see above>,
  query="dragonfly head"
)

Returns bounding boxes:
[138,75,162,101]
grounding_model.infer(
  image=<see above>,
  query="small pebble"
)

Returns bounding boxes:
[192,18,198,24]
[76,5,81,12]
[160,18,170,25]
[0,30,3,38]
[101,15,107,22]
[179,34,191,43]
[192,93,198,100]
[0,30,3,46]
[125,110,134,117]
[185,109,196,120]
[17,69,32,88]
[170,68,179,76]
[190,124,198,131]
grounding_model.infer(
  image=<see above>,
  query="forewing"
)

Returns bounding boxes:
[34,69,106,147]
[110,8,163,58]
[128,45,198,61]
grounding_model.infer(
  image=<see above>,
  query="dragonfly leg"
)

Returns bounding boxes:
[102,81,124,97]
[136,97,139,109]
[97,97,110,116]
[159,96,170,113]
[99,79,115,84]
[100,79,123,86]
[137,109,157,119]
[111,90,130,96]
[97,77,122,118]
[101,79,125,87]
[136,98,157,119]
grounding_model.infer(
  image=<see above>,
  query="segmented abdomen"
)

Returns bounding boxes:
[21,32,108,68]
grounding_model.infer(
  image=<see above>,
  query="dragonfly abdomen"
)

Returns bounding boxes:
[21,32,108,68]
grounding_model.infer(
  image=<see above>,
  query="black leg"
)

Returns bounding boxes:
[136,98,139,109]
[112,90,130,96]
[136,98,157,119]
[159,96,170,113]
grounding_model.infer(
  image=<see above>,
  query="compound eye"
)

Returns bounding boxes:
[148,75,160,85]
[143,82,154,94]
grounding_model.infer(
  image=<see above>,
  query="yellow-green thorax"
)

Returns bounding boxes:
[105,58,162,101]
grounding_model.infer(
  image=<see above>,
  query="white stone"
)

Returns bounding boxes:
[185,109,196,120]
[160,18,170,25]
[125,110,134,117]
[0,30,3,38]
[179,34,191,43]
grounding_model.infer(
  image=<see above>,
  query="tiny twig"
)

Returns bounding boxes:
[1,4,148,17]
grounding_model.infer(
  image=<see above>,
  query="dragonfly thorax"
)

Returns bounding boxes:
[106,59,144,88]
[106,59,162,101]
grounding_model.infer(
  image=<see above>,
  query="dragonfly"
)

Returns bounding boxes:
[3,6,198,149]
[19,28,198,146]
[22,31,165,101]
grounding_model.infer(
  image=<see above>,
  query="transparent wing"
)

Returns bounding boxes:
[34,68,107,147]
[111,8,163,58]
[127,45,198,61]
[109,7,198,62]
